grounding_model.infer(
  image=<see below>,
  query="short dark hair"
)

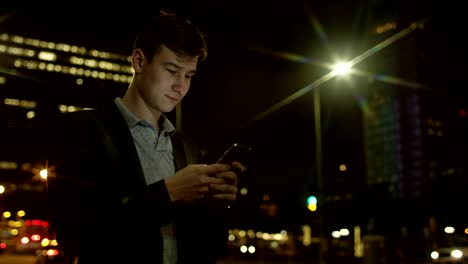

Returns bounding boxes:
[133,10,207,62]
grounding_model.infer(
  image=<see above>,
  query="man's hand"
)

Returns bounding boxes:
[164,164,231,202]
[209,161,247,203]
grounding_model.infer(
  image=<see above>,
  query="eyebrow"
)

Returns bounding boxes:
[164,62,197,74]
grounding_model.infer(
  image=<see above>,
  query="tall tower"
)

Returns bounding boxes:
[362,1,427,200]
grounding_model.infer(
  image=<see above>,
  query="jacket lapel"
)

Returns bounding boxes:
[97,102,147,190]
[171,132,187,171]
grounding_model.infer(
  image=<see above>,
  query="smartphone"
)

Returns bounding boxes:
[216,143,252,165]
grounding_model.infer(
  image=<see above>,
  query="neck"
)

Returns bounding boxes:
[121,85,161,129]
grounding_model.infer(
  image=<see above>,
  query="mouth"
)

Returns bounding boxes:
[166,95,178,102]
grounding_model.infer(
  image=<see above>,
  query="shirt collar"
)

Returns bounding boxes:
[114,97,176,135]
[159,114,176,135]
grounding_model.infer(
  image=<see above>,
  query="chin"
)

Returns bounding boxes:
[164,105,177,113]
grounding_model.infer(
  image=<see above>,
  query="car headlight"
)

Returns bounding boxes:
[430,251,439,260]
[451,249,463,259]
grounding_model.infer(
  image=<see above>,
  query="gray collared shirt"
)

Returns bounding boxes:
[114,97,177,264]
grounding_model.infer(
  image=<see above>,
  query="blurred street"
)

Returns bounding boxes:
[0,254,36,264]
[0,253,430,264]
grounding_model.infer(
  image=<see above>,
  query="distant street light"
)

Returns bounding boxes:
[2,211,11,218]
[17,210,25,218]
[339,164,347,172]
[39,169,48,180]
[444,226,455,234]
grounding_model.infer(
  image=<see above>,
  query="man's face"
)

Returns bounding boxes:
[136,45,198,114]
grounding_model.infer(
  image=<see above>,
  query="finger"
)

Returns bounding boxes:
[216,173,237,186]
[202,176,226,186]
[231,161,247,172]
[216,171,237,181]
[199,186,210,194]
[210,184,238,194]
[211,193,237,201]
[195,193,206,200]
[202,163,231,174]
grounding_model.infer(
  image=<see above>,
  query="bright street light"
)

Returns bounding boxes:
[331,62,352,76]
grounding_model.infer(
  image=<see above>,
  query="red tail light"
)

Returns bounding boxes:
[47,249,59,256]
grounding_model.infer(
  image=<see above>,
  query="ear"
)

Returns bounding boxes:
[132,49,146,73]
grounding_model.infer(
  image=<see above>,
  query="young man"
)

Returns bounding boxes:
[47,11,245,264]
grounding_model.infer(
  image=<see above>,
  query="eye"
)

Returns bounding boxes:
[166,69,177,74]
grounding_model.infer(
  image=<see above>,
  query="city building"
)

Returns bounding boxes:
[0,31,133,216]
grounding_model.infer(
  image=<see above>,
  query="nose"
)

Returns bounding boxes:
[173,75,189,95]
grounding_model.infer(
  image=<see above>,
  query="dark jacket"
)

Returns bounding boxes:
[46,102,230,264]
